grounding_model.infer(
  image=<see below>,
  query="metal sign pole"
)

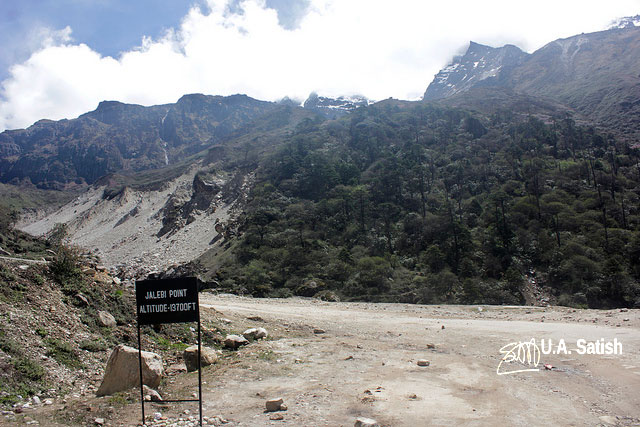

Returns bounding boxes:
[198,311,203,426]
[137,322,145,426]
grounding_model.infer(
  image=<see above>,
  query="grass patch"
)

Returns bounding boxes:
[107,391,135,408]
[0,328,47,405]
[45,338,83,369]
[0,266,26,303]
[0,330,20,355]
[79,339,107,352]
[153,335,189,352]
[12,357,45,381]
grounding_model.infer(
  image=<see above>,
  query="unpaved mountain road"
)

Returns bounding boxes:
[100,295,640,427]
[180,295,640,427]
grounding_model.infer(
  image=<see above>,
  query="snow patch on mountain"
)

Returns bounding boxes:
[303,93,371,118]
[423,41,528,101]
[609,15,640,29]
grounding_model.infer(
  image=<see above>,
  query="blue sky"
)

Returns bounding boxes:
[0,0,309,82]
[0,1,201,81]
[0,0,638,131]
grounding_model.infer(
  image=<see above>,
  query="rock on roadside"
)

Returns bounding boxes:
[242,327,268,340]
[96,345,163,396]
[183,345,218,372]
[143,385,163,402]
[265,397,285,412]
[355,417,379,427]
[224,334,249,349]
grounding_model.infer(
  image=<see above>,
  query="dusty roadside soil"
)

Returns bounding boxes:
[21,295,640,426]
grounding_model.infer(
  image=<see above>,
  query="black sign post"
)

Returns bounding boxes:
[135,277,202,426]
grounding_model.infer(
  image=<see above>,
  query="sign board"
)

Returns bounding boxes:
[135,277,203,425]
[136,277,199,325]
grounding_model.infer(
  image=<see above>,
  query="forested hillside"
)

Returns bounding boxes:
[213,100,640,308]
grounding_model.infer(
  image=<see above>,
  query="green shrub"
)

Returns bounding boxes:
[12,357,45,381]
[45,338,82,369]
[79,339,107,352]
[48,245,84,295]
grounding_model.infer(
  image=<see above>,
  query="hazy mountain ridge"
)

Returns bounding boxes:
[0,94,278,189]
[424,24,640,142]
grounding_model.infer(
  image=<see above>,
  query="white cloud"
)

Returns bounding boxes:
[1,0,639,130]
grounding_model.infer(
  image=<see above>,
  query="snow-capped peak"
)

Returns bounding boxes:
[423,41,528,101]
[609,15,640,29]
[303,93,372,118]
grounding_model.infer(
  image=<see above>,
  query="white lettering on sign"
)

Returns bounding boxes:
[170,302,197,312]
[139,304,169,314]
[169,288,188,298]
[139,302,197,315]
[146,290,167,299]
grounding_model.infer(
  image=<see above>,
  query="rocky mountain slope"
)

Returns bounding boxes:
[0,94,276,189]
[0,92,370,191]
[16,101,319,279]
[423,41,529,100]
[20,168,240,280]
[424,24,640,142]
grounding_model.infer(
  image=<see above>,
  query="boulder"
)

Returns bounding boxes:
[354,417,379,427]
[417,359,430,367]
[224,334,249,349]
[182,345,218,372]
[265,397,284,412]
[242,327,268,340]
[314,290,340,302]
[75,293,89,307]
[97,311,117,328]
[96,345,163,396]
[295,279,326,297]
[143,385,163,402]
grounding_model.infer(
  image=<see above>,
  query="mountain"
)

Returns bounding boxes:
[609,15,640,29]
[0,94,277,189]
[424,25,640,142]
[303,93,371,118]
[423,41,529,100]
[6,21,640,310]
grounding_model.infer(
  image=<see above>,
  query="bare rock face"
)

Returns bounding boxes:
[96,345,163,396]
[182,345,218,372]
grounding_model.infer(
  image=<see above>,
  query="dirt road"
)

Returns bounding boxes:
[77,295,640,427]
[143,295,638,427]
